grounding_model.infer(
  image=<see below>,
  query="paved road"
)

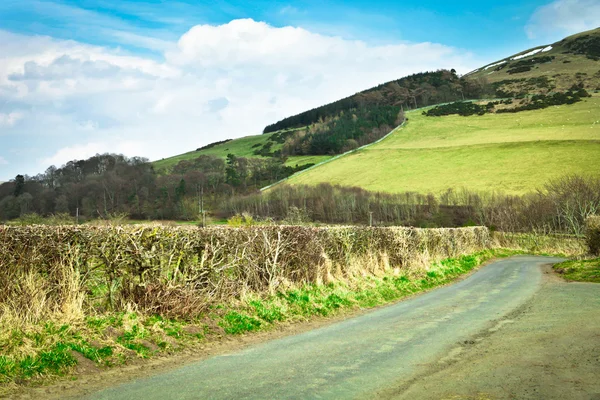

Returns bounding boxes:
[87,256,585,400]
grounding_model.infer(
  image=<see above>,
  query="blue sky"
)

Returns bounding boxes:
[0,0,598,180]
[0,0,573,57]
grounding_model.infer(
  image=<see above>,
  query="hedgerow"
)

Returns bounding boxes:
[0,225,490,321]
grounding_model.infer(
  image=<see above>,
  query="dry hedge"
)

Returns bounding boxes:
[0,225,490,321]
[586,216,600,255]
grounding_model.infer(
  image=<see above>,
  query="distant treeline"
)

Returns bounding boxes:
[0,153,310,222]
[220,175,600,235]
[263,69,493,133]
[283,106,403,156]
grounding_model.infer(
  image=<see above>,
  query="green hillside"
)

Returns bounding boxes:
[153,28,600,191]
[153,130,331,172]
[285,95,600,195]
[466,28,600,95]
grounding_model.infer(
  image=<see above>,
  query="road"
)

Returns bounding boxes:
[86,256,600,400]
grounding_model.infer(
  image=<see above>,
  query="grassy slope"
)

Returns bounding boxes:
[553,258,600,282]
[466,28,600,90]
[153,130,331,173]
[286,95,600,195]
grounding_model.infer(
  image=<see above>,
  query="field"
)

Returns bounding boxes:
[152,129,330,172]
[285,95,600,195]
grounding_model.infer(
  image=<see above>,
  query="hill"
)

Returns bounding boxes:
[153,69,479,173]
[154,28,600,194]
[284,94,600,195]
[465,27,600,96]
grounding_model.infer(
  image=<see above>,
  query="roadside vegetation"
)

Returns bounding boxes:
[554,216,600,283]
[553,258,600,282]
[0,239,564,391]
[1,225,492,389]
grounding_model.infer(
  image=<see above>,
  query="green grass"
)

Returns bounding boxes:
[153,134,278,172]
[286,95,600,195]
[152,130,330,173]
[553,258,600,282]
[284,155,332,168]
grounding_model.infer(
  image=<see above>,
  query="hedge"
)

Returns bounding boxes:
[0,225,490,320]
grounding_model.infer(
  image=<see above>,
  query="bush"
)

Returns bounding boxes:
[586,216,600,255]
[0,225,490,322]
[424,102,487,117]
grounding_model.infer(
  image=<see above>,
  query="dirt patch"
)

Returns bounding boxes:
[70,352,99,376]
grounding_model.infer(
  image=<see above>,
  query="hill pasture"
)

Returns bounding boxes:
[285,95,600,195]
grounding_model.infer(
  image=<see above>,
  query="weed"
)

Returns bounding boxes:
[220,312,262,335]
[553,258,600,282]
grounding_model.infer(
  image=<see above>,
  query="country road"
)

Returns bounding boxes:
[85,256,600,400]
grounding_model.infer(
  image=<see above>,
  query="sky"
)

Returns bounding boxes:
[0,0,599,181]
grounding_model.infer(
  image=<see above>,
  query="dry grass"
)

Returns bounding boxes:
[491,231,586,257]
[0,225,490,325]
[1,224,586,388]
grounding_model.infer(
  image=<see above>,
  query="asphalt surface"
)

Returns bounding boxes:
[86,256,590,400]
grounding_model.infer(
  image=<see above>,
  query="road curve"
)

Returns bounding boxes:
[86,256,562,400]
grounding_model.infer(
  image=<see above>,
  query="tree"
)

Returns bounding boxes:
[225,154,241,187]
[14,175,25,197]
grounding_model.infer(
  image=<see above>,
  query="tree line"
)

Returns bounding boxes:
[220,175,600,235]
[0,153,308,222]
[263,69,493,134]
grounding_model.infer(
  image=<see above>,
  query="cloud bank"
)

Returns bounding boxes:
[0,19,477,180]
[526,0,600,39]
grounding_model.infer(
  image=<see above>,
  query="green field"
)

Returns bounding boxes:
[286,95,600,195]
[153,130,331,172]
[153,134,275,171]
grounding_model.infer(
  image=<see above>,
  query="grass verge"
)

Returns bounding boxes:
[553,258,600,282]
[0,248,537,392]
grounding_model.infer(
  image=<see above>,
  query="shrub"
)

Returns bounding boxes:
[586,216,600,255]
[0,225,490,322]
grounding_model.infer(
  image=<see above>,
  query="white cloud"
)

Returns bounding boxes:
[40,141,145,167]
[0,19,479,178]
[526,0,600,39]
[0,112,23,127]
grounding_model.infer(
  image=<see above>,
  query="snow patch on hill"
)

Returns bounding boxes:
[484,60,507,70]
[511,48,543,60]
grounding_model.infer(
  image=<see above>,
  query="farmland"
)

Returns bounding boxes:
[153,129,331,173]
[286,95,600,195]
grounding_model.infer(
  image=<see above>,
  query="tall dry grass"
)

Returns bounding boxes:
[491,231,586,257]
[0,225,490,325]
